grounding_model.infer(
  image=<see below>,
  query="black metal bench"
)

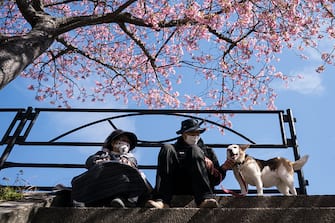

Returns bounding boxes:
[0,107,309,195]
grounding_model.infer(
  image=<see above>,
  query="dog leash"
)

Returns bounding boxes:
[211,162,248,197]
[221,170,248,197]
[221,185,246,197]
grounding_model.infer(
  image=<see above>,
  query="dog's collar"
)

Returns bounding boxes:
[234,154,249,166]
[235,161,244,165]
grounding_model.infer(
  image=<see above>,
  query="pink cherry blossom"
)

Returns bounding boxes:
[0,0,334,114]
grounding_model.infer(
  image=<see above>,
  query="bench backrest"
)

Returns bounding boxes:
[0,107,308,195]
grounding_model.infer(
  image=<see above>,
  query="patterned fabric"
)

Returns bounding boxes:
[85,150,137,169]
[71,162,150,204]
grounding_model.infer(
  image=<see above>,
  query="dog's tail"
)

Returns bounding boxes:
[292,155,309,170]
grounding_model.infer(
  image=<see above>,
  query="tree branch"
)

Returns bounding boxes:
[16,0,39,26]
[117,23,173,97]
[55,0,141,34]
[117,22,155,66]
[55,37,137,88]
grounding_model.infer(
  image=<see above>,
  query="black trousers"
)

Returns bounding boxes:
[154,144,215,206]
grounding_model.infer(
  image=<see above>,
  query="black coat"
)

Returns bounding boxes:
[174,137,226,187]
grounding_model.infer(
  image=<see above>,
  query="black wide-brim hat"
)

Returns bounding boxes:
[176,119,206,134]
[103,129,138,151]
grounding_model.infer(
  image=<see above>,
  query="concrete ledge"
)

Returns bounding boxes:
[32,207,335,223]
[2,194,335,223]
[218,195,335,208]
[0,192,54,223]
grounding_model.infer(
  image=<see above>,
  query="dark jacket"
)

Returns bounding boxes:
[174,137,226,187]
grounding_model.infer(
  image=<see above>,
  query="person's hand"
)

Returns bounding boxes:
[120,156,136,167]
[94,157,110,164]
[120,157,130,165]
[221,159,235,170]
[204,156,215,174]
[94,152,111,164]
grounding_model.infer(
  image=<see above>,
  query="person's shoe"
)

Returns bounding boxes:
[123,198,137,208]
[145,200,169,208]
[199,198,219,208]
[110,198,126,208]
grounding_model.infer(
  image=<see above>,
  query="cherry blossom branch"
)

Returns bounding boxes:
[206,26,236,45]
[55,37,137,90]
[206,21,259,60]
[16,0,43,26]
[320,2,335,18]
[117,23,155,65]
[5,0,335,109]
[154,28,177,59]
[117,22,174,97]
[30,49,85,105]
[44,0,84,7]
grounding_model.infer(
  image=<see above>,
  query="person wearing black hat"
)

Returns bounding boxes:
[71,129,152,208]
[85,129,138,169]
[146,119,233,208]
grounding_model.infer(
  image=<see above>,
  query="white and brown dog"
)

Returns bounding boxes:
[227,144,309,196]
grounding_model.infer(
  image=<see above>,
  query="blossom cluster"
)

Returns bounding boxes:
[1,0,334,111]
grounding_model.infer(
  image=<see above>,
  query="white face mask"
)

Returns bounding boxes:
[113,140,131,154]
[185,135,200,145]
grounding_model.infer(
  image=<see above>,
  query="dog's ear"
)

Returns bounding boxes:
[239,144,250,151]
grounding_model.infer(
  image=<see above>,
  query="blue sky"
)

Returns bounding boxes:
[0,42,334,196]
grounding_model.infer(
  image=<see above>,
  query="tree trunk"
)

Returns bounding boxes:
[0,30,54,89]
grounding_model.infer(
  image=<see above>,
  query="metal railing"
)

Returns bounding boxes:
[0,107,309,195]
